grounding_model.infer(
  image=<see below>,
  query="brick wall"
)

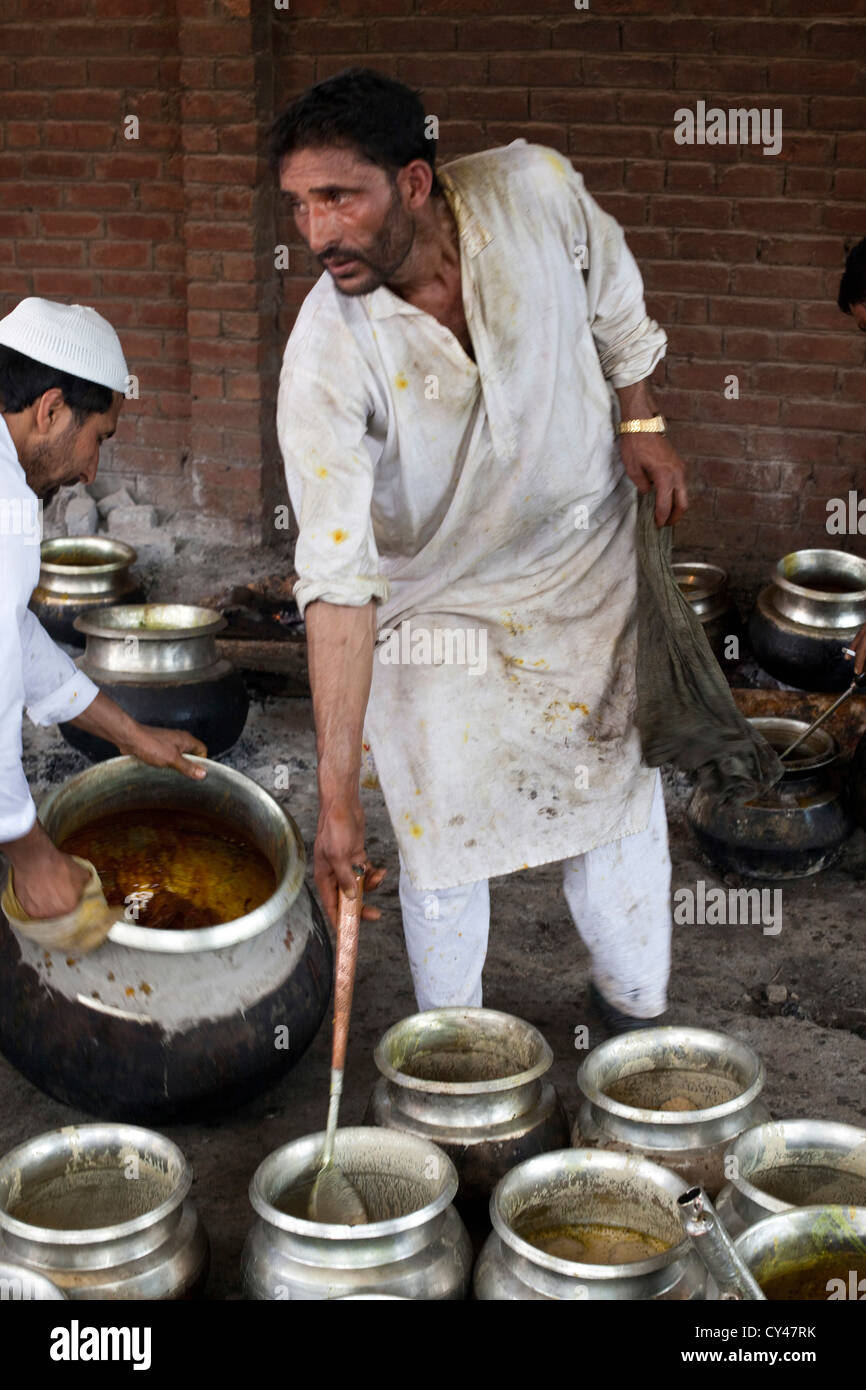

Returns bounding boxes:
[2,1,865,574]
[274,1,866,581]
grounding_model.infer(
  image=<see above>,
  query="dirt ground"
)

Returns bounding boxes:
[3,689,865,1298]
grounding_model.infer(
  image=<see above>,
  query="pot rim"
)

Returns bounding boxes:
[773,548,866,602]
[0,1123,191,1247]
[747,716,838,772]
[577,1026,765,1125]
[39,538,137,575]
[672,561,729,600]
[734,1202,866,1269]
[373,1007,553,1095]
[724,1117,866,1216]
[74,603,226,641]
[248,1126,459,1240]
[490,1147,693,1280]
[36,755,306,954]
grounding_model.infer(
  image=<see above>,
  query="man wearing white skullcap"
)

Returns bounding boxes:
[0,298,207,925]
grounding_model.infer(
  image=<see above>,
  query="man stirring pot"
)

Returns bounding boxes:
[273,70,689,1033]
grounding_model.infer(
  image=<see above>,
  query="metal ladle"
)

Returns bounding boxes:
[678,1186,765,1300]
[778,661,866,761]
[309,865,368,1225]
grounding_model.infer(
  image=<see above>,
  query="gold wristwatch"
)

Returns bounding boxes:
[617,414,666,435]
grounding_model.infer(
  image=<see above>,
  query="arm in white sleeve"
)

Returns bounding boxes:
[18,607,99,726]
[0,581,38,841]
[558,156,667,388]
[277,294,391,619]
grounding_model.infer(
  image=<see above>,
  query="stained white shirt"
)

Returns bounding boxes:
[0,414,99,840]
[278,141,667,890]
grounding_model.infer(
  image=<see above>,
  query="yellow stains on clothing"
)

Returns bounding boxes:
[531,658,549,669]
[330,528,348,544]
[410,824,423,838]
[502,610,529,636]
[315,466,328,478]
[395,373,408,390]
[544,150,566,178]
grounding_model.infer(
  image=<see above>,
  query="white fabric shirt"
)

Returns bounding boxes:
[0,414,99,840]
[278,141,667,890]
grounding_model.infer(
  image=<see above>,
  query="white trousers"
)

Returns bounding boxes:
[399,770,672,1019]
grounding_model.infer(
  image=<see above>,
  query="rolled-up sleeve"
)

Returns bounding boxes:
[560,160,667,389]
[19,607,99,726]
[0,531,98,842]
[277,292,391,619]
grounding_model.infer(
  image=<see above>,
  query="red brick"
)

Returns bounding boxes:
[650,196,732,229]
[90,242,153,269]
[551,20,622,51]
[30,269,100,297]
[17,240,85,268]
[736,201,819,232]
[731,265,825,299]
[781,399,864,430]
[65,183,136,210]
[24,152,89,178]
[458,19,548,51]
[39,211,103,237]
[530,90,616,123]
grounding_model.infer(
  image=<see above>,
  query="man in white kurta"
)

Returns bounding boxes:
[277,104,687,1024]
[0,298,206,931]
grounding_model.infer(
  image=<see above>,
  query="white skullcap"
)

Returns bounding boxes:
[0,297,128,392]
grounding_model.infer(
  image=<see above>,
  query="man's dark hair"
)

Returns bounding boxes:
[270,67,440,194]
[838,236,866,314]
[0,345,113,423]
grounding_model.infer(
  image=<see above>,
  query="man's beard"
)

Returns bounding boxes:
[26,422,80,501]
[319,187,416,297]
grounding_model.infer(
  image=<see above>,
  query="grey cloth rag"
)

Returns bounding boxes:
[635,490,783,803]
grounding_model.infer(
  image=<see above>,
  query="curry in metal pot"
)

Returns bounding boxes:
[60,808,275,930]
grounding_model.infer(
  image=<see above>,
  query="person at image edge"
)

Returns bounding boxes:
[0,298,206,924]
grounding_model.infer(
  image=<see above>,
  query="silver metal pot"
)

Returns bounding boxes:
[0,1260,67,1300]
[687,718,855,879]
[716,1119,866,1238]
[749,548,866,691]
[0,756,332,1120]
[673,562,742,667]
[61,603,249,760]
[242,1127,472,1300]
[572,1027,770,1196]
[733,1205,866,1300]
[0,1123,208,1299]
[30,537,143,647]
[366,1008,569,1215]
[474,1148,707,1300]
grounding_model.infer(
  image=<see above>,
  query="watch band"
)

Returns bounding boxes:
[617,414,667,435]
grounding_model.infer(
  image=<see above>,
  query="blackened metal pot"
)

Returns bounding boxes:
[672,562,742,668]
[748,549,866,691]
[59,603,249,760]
[0,1124,208,1299]
[0,757,332,1121]
[687,717,855,879]
[366,1008,569,1224]
[30,537,144,647]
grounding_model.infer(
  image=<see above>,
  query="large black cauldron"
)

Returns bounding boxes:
[0,757,332,1121]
